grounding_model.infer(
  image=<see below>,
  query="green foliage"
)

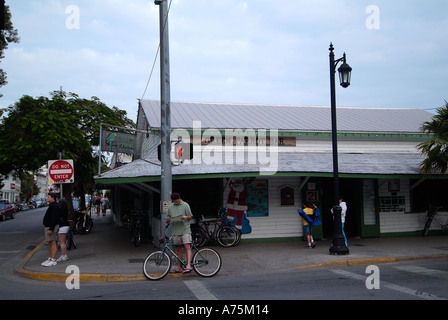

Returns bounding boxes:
[0,91,135,197]
[0,5,20,95]
[418,101,448,174]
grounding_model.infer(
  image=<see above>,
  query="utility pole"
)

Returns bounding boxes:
[155,0,172,245]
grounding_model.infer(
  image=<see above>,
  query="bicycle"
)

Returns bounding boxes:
[142,220,222,280]
[66,225,78,250]
[130,211,146,247]
[56,225,77,250]
[74,209,94,235]
[192,208,241,248]
[423,205,448,236]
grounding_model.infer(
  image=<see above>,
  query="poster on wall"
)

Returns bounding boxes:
[246,179,269,217]
[224,178,269,234]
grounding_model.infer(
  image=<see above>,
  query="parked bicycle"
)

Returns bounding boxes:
[74,209,94,235]
[191,208,241,248]
[130,211,146,247]
[423,205,448,236]
[143,220,222,280]
[57,224,77,250]
[66,224,78,250]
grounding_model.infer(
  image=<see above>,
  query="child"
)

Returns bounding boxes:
[299,202,317,248]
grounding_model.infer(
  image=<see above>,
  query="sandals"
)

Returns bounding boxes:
[170,269,182,273]
[170,268,192,274]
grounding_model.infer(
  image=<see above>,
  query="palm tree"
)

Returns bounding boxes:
[418,101,448,174]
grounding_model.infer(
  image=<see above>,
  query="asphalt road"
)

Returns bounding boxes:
[0,208,447,314]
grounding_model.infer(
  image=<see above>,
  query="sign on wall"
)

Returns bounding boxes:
[101,129,137,155]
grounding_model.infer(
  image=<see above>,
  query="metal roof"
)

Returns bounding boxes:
[139,100,434,133]
[95,152,428,184]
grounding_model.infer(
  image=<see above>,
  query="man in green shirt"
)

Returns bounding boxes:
[165,192,193,273]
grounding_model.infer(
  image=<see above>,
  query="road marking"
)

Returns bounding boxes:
[0,231,26,234]
[393,265,448,280]
[184,280,218,300]
[0,250,21,254]
[331,269,447,300]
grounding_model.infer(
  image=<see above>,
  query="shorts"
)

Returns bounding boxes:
[58,226,70,234]
[303,224,312,236]
[172,234,192,245]
[44,225,60,241]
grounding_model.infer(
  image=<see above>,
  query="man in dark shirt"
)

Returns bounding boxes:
[41,193,61,267]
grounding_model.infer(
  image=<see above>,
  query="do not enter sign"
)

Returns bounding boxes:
[48,160,74,184]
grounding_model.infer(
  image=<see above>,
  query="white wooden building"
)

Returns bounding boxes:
[95,100,448,241]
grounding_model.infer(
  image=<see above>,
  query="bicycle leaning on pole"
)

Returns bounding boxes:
[142,218,222,280]
[423,205,448,236]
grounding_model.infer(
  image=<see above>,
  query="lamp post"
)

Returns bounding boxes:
[328,43,351,255]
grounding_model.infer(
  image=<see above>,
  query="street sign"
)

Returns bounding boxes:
[48,159,74,184]
[100,129,136,155]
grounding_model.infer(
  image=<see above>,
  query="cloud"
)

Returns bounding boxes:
[2,0,448,119]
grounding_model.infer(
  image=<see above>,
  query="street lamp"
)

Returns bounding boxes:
[328,43,351,255]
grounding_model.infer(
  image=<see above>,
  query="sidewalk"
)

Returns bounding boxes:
[16,213,448,282]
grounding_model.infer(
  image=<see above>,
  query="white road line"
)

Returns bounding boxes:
[393,265,448,280]
[184,280,218,300]
[0,250,21,254]
[331,269,446,300]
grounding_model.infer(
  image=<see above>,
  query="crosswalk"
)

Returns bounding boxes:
[330,264,448,300]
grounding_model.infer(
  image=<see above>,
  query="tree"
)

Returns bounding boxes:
[0,91,135,213]
[0,4,20,97]
[418,101,448,174]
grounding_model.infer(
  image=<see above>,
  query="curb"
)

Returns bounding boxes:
[16,239,198,282]
[16,237,448,282]
[15,268,147,282]
[294,254,448,270]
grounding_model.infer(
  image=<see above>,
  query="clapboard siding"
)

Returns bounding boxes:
[223,176,304,239]
[380,211,448,233]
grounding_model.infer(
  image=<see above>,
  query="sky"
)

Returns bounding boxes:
[2,0,448,122]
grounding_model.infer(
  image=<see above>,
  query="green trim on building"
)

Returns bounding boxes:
[147,129,432,140]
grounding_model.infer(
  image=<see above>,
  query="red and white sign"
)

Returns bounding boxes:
[48,160,74,184]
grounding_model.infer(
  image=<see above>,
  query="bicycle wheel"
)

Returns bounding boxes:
[143,251,171,280]
[191,224,208,248]
[121,214,130,228]
[133,224,142,247]
[232,226,242,246]
[70,231,78,249]
[193,248,221,277]
[66,231,73,250]
[76,218,93,235]
[217,225,238,247]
